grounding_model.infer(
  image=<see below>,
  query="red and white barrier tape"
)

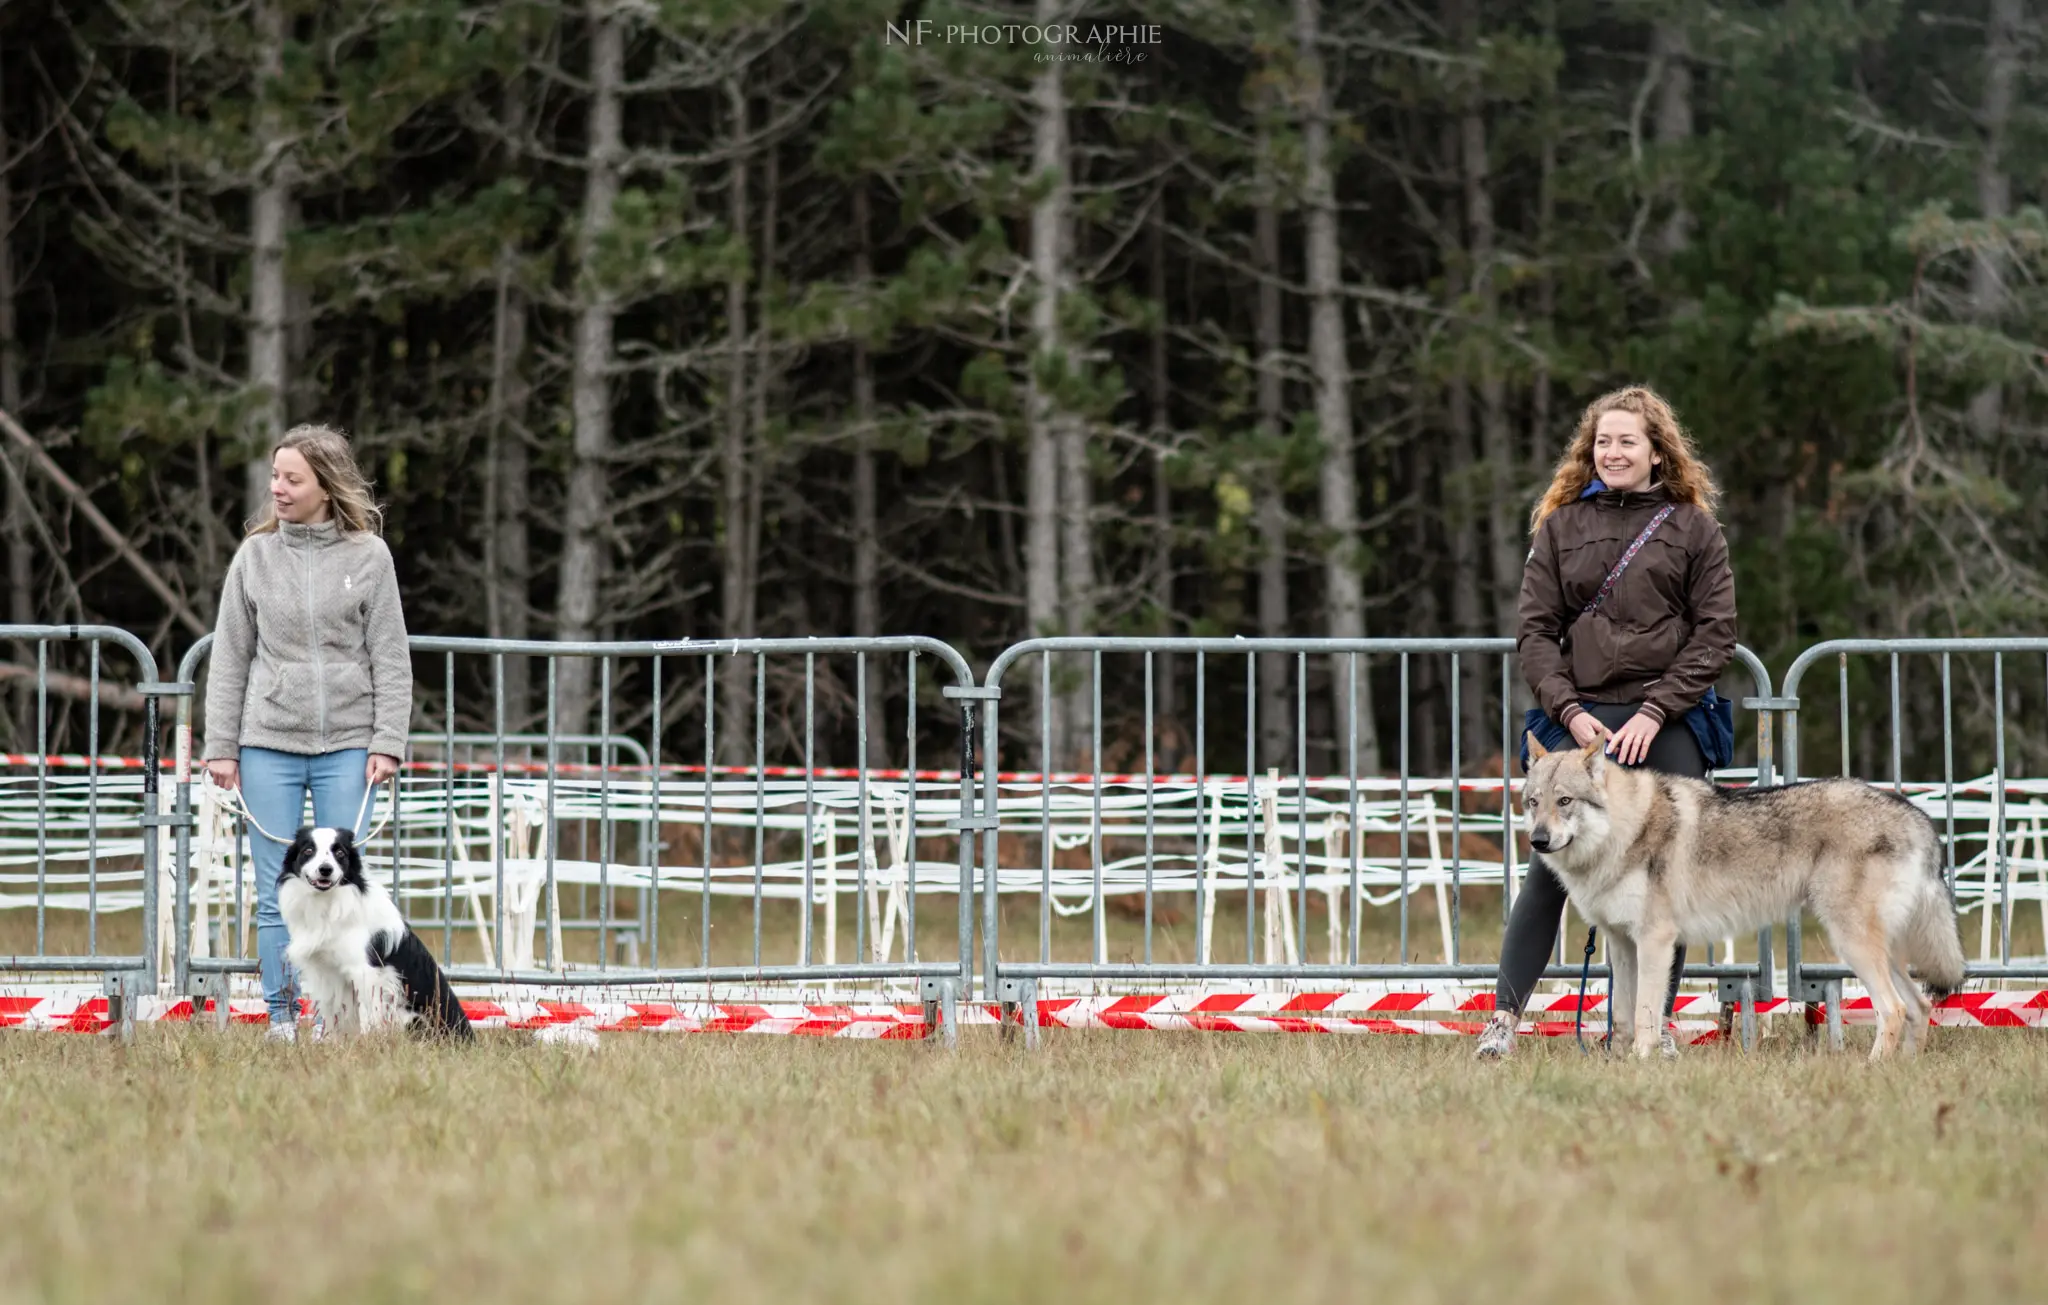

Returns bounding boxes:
[3,986,2044,1037]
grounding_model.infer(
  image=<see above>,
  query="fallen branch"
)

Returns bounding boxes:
[0,661,145,711]
[0,405,209,638]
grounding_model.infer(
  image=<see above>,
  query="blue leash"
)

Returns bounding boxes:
[1575,925,1600,1054]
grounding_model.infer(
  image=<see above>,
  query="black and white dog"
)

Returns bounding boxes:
[277,827,473,1040]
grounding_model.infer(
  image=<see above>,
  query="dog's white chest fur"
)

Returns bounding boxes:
[278,862,411,1034]
[1570,870,1651,933]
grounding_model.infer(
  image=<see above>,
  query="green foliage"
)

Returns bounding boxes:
[5,0,2044,750]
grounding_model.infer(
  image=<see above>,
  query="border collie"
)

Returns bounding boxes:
[277,827,473,1040]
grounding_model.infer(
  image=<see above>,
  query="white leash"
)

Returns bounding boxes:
[200,773,388,848]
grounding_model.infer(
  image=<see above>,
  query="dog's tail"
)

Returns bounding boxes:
[1909,840,1967,1000]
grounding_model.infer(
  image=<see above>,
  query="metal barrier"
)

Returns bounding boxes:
[1779,639,2048,1026]
[403,733,658,964]
[172,633,984,1036]
[179,730,664,970]
[974,637,1779,1042]
[0,624,177,1037]
[15,618,2038,1049]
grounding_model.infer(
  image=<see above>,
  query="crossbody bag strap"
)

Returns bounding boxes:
[1581,502,1677,617]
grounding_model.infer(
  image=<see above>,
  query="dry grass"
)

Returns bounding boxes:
[0,1022,2042,1304]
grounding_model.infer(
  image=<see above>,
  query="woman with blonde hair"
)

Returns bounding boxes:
[1475,385,1738,1060]
[200,425,413,1041]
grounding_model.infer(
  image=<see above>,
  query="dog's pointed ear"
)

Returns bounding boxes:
[1585,743,1608,780]
[1526,731,1549,763]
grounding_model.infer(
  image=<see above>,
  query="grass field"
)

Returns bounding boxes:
[0,1022,2042,1304]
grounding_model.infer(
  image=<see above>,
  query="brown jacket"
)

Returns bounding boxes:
[1517,484,1737,730]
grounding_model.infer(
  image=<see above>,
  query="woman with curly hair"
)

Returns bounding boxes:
[1475,385,1738,1060]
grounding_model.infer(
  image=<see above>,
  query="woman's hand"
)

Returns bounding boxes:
[366,753,400,786]
[1606,712,1661,766]
[1566,712,1609,749]
[204,759,239,791]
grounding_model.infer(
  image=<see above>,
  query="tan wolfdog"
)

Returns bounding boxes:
[1521,735,1965,1060]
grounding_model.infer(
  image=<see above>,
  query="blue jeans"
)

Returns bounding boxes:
[240,747,369,1025]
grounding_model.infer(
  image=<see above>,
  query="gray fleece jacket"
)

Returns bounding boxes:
[201,521,413,761]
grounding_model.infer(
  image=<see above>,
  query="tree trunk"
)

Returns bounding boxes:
[1441,114,1488,754]
[1027,0,1078,767]
[484,79,533,728]
[1530,0,1559,470]
[1967,0,2020,439]
[1651,18,1693,259]
[1456,0,1521,650]
[557,0,624,735]
[285,192,312,425]
[167,53,219,620]
[1446,382,1487,752]
[0,74,27,745]
[1056,373,1093,759]
[1409,437,1444,776]
[851,183,889,768]
[1254,129,1290,771]
[1146,178,1177,733]
[1295,0,1379,772]
[747,118,775,646]
[245,0,291,524]
[717,76,755,763]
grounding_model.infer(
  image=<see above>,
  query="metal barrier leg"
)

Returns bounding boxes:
[105,973,139,1045]
[193,973,232,1031]
[1739,978,1757,1053]
[922,976,961,1050]
[1825,979,1844,1053]
[997,977,1040,1050]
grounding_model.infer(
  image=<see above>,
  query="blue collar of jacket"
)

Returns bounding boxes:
[1580,479,1670,509]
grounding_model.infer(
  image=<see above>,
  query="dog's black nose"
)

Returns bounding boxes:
[1529,832,1552,853]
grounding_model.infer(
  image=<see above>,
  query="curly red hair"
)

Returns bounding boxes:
[1530,386,1719,534]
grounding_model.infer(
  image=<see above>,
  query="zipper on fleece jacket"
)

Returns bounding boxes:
[302,528,327,748]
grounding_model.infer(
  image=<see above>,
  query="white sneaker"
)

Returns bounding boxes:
[534,1025,600,1050]
[264,1023,297,1044]
[1474,1009,1518,1060]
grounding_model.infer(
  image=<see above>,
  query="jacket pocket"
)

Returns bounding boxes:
[1631,535,1693,608]
[1620,618,1685,679]
[1567,615,1620,689]
[1557,536,1627,609]
[323,661,372,728]
[1576,617,1683,683]
[256,661,302,709]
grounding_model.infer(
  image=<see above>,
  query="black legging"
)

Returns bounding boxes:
[1497,701,1710,1018]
